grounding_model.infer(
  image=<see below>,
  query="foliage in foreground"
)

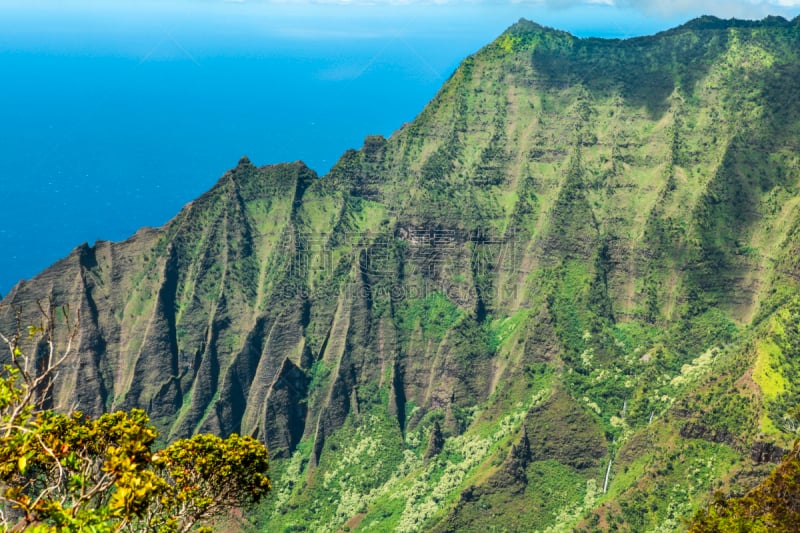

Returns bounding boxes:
[0,304,271,531]
[690,438,800,532]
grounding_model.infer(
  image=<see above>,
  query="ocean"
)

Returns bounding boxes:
[0,3,686,295]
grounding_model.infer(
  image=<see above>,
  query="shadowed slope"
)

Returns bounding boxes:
[3,16,800,531]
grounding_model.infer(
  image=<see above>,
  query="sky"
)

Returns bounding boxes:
[2,0,799,17]
[2,1,800,39]
[0,0,799,295]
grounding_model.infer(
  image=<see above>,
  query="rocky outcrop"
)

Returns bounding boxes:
[680,421,736,447]
[751,441,787,465]
[424,420,445,463]
[3,15,800,531]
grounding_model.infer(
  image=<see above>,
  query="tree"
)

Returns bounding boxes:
[689,437,800,532]
[0,301,270,531]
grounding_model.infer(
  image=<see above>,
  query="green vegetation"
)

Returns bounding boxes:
[690,438,800,532]
[395,292,463,341]
[4,15,800,532]
[0,309,270,532]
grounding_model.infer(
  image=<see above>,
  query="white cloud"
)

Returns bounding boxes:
[223,0,800,17]
[249,0,800,6]
[613,0,800,17]
[5,0,797,21]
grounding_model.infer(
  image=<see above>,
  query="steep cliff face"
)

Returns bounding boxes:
[3,16,800,531]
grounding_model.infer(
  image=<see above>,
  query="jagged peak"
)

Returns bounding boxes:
[225,159,316,184]
[500,17,575,42]
[289,160,313,172]
[507,18,545,33]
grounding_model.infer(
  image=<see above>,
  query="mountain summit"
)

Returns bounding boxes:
[4,16,800,530]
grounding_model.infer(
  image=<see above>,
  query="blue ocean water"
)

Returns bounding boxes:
[0,3,699,295]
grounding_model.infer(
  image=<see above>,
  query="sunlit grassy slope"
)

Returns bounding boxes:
[3,15,800,532]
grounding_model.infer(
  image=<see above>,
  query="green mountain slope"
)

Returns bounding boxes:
[3,16,800,531]
[690,436,800,531]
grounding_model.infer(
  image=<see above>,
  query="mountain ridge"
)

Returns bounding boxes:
[3,15,800,531]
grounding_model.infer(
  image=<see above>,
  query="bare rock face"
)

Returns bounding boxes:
[4,15,800,531]
[424,420,445,463]
[751,441,787,465]
[1,159,318,446]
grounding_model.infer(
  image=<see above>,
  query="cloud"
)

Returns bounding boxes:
[6,0,797,22]
[219,0,800,18]
[612,0,800,17]
[253,0,800,6]
[260,0,800,15]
